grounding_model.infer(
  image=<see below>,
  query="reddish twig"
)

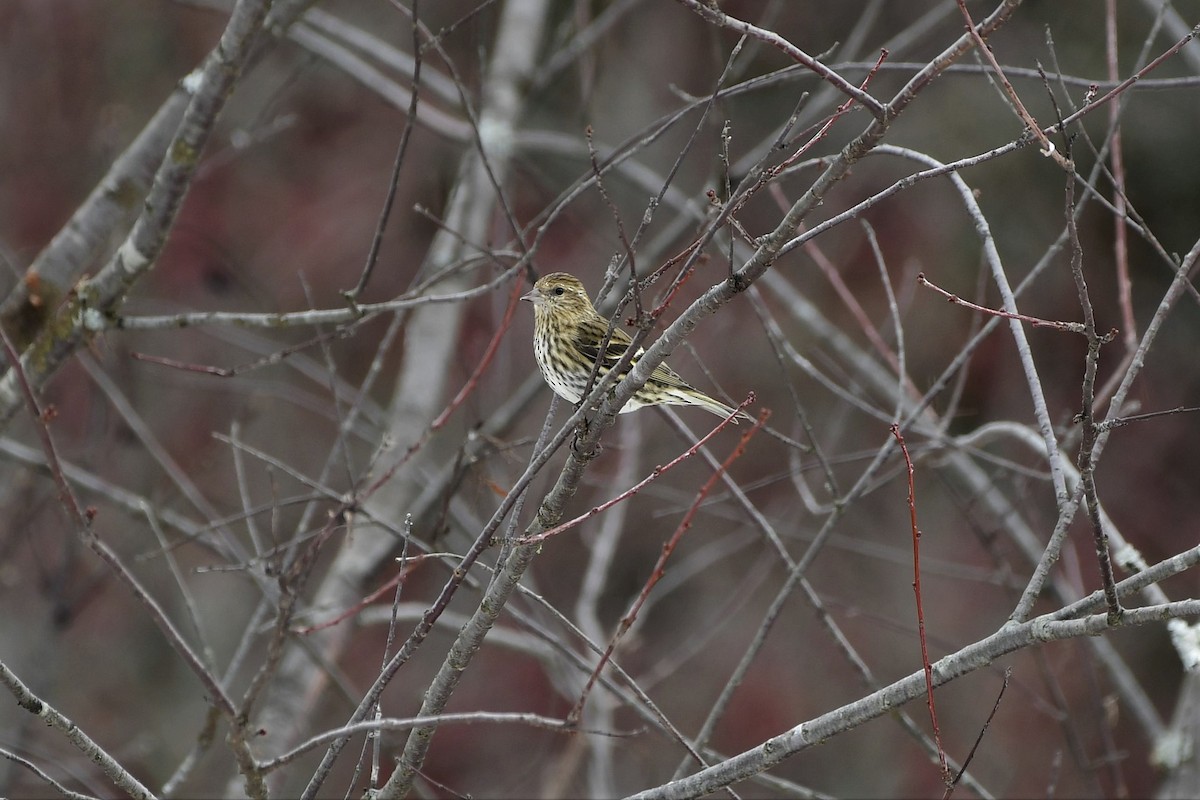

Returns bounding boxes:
[293,557,427,636]
[357,275,523,505]
[566,408,768,725]
[646,242,704,294]
[0,334,89,532]
[891,423,950,787]
[648,264,697,321]
[1104,0,1136,354]
[520,393,756,546]
[676,0,886,120]
[430,276,524,430]
[917,272,1096,334]
[731,50,887,221]
[1057,21,1200,133]
[770,48,889,176]
[956,0,1072,170]
[793,211,907,382]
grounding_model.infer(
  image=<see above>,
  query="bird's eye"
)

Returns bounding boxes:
[553,286,565,296]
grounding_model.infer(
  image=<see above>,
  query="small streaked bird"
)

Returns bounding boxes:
[522,272,747,422]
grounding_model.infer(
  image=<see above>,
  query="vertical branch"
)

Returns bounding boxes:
[1105,0,1137,353]
[345,0,424,302]
[890,424,950,786]
[1064,170,1124,623]
[573,416,641,799]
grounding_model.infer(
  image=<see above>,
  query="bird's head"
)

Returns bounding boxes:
[521,273,595,322]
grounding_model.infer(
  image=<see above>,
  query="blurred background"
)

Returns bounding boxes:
[2,0,1200,797]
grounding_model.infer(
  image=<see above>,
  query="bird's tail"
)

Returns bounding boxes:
[674,389,753,425]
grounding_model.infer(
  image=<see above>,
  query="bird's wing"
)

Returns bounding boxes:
[574,320,695,390]
[572,320,636,373]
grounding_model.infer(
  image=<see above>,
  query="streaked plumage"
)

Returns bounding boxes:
[521,273,745,422]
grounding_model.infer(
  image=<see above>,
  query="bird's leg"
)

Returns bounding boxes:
[570,416,601,457]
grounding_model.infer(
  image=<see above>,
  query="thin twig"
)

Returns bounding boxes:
[519,394,755,546]
[943,668,1010,800]
[1098,405,1200,431]
[955,0,1072,169]
[1063,168,1124,623]
[769,48,889,176]
[1104,0,1137,354]
[344,0,424,302]
[430,277,524,430]
[675,0,887,120]
[890,423,950,786]
[1055,20,1200,134]
[917,273,1088,334]
[566,409,768,726]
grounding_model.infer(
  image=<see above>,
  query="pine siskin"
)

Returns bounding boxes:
[522,272,747,422]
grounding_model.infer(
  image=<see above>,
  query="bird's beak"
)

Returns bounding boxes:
[521,287,541,305]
